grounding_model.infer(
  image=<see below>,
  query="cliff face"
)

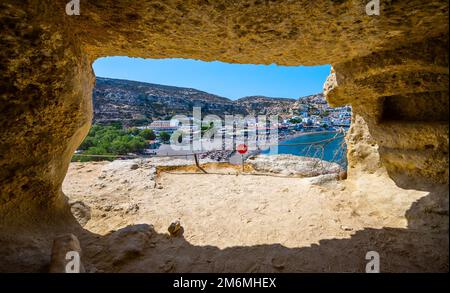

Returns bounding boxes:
[0,0,448,272]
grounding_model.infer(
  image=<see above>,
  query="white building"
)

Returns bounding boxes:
[143,120,179,134]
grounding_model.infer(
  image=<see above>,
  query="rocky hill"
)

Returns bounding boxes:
[236,96,298,116]
[93,77,245,124]
[93,77,324,125]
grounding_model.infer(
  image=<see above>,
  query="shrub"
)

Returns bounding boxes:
[139,128,156,140]
[72,124,148,162]
[158,131,171,143]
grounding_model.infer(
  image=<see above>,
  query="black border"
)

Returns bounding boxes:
[1,273,448,291]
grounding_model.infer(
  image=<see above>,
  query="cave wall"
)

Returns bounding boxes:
[0,0,448,234]
[1,2,95,231]
[325,34,449,184]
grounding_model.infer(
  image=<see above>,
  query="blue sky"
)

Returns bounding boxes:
[93,57,331,100]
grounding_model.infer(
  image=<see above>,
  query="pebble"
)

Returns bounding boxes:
[168,220,183,236]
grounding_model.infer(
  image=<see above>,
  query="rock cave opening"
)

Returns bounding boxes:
[0,0,447,273]
[63,56,356,255]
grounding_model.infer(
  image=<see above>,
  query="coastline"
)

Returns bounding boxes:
[151,129,347,162]
[278,130,342,144]
[250,129,349,168]
[255,129,342,154]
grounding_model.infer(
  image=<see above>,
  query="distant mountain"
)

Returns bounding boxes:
[92,77,324,125]
[93,77,245,124]
[236,96,298,116]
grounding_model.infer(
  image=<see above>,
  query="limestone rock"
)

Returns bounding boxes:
[308,174,339,185]
[168,220,183,237]
[129,163,139,170]
[126,203,140,214]
[49,234,85,273]
[69,200,91,227]
[107,224,154,266]
[248,154,342,177]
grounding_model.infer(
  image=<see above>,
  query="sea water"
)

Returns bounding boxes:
[260,131,347,168]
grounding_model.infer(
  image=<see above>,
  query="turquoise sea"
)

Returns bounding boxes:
[260,131,347,168]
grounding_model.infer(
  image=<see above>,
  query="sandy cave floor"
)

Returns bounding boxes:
[62,159,449,272]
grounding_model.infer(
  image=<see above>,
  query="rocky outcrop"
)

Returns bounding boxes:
[248,154,342,177]
[0,0,448,272]
[69,200,91,227]
[106,224,154,267]
[324,35,449,185]
[49,234,84,273]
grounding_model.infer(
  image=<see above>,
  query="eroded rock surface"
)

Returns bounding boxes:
[69,200,91,227]
[49,234,85,273]
[324,36,449,184]
[248,154,342,177]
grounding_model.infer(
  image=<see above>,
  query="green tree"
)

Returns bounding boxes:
[73,124,148,162]
[289,118,302,124]
[159,131,171,143]
[78,136,95,150]
[75,146,113,162]
[139,128,156,140]
[109,121,123,129]
[128,127,141,136]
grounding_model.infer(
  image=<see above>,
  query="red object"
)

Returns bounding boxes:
[237,144,248,154]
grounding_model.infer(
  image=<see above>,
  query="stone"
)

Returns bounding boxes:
[340,225,353,231]
[49,234,85,273]
[107,224,154,266]
[338,170,347,180]
[103,205,112,212]
[69,200,91,227]
[271,256,286,270]
[168,220,183,237]
[126,203,139,214]
[308,174,339,185]
[248,154,341,177]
